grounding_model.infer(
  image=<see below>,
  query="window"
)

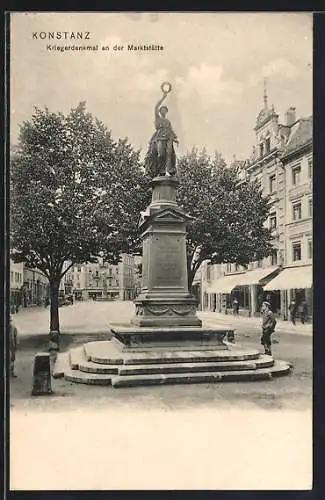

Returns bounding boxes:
[269,212,277,230]
[265,137,271,154]
[226,263,232,273]
[308,239,312,259]
[308,157,312,178]
[76,282,80,288]
[235,263,239,271]
[270,250,278,266]
[257,259,263,268]
[292,241,301,262]
[11,271,13,281]
[308,198,313,217]
[292,201,302,221]
[292,164,301,185]
[269,174,276,193]
[77,266,81,272]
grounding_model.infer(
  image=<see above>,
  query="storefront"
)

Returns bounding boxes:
[206,273,246,314]
[263,265,312,321]
[206,267,280,316]
[88,291,103,300]
[232,267,280,317]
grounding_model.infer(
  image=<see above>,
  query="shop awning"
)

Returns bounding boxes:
[207,273,246,294]
[263,266,312,291]
[235,267,279,286]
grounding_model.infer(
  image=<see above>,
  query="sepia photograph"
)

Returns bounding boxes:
[8,11,312,491]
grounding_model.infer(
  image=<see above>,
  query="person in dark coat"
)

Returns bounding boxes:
[260,301,277,356]
[299,300,308,324]
[9,316,18,377]
[232,299,239,316]
[289,300,297,325]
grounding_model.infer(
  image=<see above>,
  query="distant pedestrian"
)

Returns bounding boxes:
[299,300,308,324]
[289,300,297,325]
[9,316,18,377]
[232,299,239,316]
[260,301,277,356]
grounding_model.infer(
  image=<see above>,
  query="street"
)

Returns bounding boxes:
[11,300,312,410]
[9,301,312,490]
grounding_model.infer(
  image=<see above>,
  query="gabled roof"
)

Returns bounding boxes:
[282,117,312,157]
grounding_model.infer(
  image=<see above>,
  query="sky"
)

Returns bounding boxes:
[10,12,312,163]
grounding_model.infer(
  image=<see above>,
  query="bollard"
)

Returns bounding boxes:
[31,352,53,396]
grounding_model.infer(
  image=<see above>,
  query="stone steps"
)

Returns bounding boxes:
[62,360,290,387]
[84,341,261,366]
[64,369,113,385]
[116,356,274,376]
[111,361,291,387]
[79,362,120,374]
[52,340,292,389]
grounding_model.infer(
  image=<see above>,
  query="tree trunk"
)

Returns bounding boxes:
[49,280,60,332]
[188,265,195,293]
[187,258,203,293]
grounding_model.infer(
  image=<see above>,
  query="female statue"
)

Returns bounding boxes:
[145,82,178,177]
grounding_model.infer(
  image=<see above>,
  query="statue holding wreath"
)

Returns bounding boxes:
[145,82,179,178]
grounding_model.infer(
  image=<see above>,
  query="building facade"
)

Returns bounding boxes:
[10,258,51,310]
[200,95,312,320]
[61,254,138,301]
[10,261,24,311]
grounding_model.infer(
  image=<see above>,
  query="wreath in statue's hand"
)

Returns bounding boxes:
[161,81,172,94]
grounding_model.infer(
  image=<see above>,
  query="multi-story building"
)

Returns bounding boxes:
[263,116,312,317]
[10,260,24,311]
[10,259,50,310]
[22,266,49,307]
[200,93,312,320]
[61,254,138,301]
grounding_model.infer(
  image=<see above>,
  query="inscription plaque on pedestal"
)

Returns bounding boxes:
[152,235,184,288]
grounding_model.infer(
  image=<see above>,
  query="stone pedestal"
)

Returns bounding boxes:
[110,325,230,352]
[131,176,201,329]
[109,175,232,352]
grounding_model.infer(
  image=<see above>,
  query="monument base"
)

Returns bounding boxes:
[53,339,292,388]
[109,323,231,352]
[131,295,202,328]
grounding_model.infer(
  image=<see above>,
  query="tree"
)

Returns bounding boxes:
[176,148,274,290]
[10,102,149,338]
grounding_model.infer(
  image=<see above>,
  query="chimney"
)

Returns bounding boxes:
[285,107,296,127]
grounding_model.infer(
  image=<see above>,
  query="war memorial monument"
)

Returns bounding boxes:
[53,83,291,387]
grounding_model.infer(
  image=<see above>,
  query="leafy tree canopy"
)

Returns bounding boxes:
[176,148,274,288]
[10,102,150,331]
